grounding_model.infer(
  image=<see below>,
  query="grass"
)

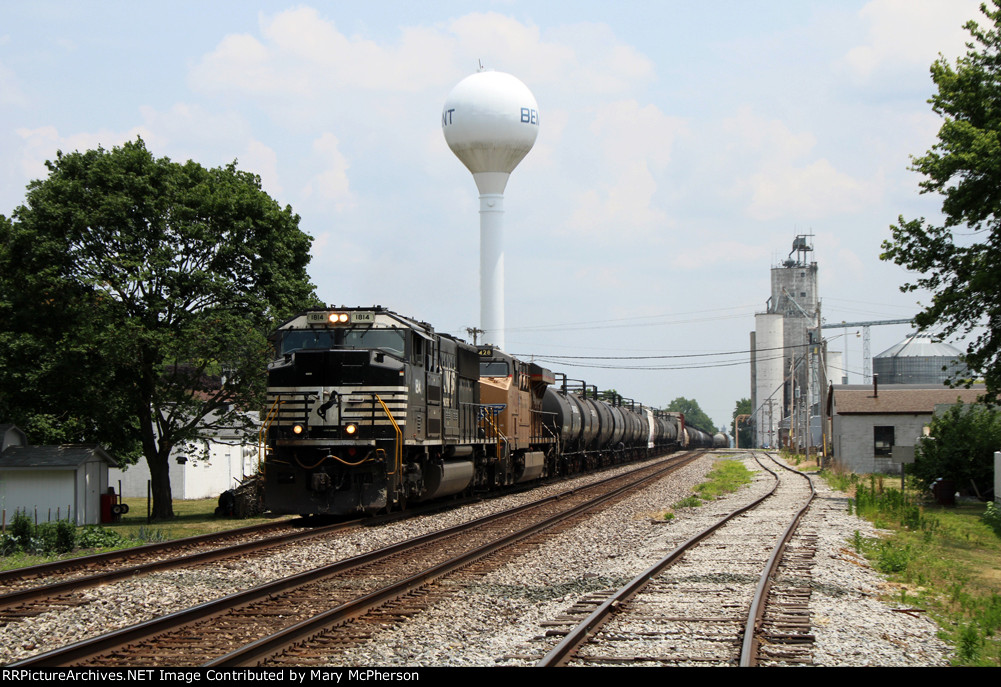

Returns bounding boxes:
[778,449,823,472]
[694,459,753,500]
[0,497,292,572]
[820,468,1001,666]
[658,458,753,520]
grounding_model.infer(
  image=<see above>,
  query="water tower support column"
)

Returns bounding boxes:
[480,193,505,349]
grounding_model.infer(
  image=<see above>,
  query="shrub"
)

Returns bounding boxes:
[9,510,33,550]
[875,540,912,573]
[77,525,128,549]
[54,520,76,553]
[913,403,1001,498]
[983,501,1001,536]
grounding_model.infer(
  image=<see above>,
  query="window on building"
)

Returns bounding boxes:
[874,426,894,456]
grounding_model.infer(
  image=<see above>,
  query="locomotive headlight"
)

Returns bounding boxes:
[292,423,304,435]
[345,424,357,435]
[327,312,350,324]
[338,313,349,323]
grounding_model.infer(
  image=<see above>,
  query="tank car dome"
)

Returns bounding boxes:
[442,70,539,181]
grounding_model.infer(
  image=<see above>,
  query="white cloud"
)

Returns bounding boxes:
[844,0,981,80]
[669,241,771,271]
[746,159,881,221]
[721,107,881,221]
[15,124,152,181]
[563,99,686,239]
[447,12,575,84]
[190,7,456,96]
[190,9,653,103]
[240,139,282,197]
[138,103,251,149]
[0,59,27,106]
[571,265,624,289]
[302,132,354,210]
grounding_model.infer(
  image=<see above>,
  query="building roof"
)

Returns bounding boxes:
[875,333,963,359]
[0,424,28,452]
[0,444,118,469]
[832,384,985,415]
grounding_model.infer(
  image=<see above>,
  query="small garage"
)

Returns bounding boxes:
[0,441,118,526]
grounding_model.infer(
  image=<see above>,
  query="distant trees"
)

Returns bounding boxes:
[665,397,714,433]
[913,403,1000,499]
[881,1,1001,401]
[731,398,752,448]
[0,139,318,519]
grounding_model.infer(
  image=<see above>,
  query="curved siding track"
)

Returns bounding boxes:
[536,453,815,666]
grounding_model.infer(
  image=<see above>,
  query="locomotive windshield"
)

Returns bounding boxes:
[480,360,510,377]
[279,328,406,357]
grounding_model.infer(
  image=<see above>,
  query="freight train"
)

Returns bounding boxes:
[261,306,719,516]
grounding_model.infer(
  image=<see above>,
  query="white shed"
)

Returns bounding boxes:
[0,443,118,525]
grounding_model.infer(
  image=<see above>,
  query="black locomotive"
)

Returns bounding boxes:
[262,306,716,516]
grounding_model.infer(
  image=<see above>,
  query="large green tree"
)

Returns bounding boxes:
[881,1,1001,401]
[665,397,715,434]
[0,139,317,519]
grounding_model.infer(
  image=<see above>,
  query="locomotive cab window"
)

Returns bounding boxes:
[279,328,405,358]
[480,360,510,377]
[343,329,406,357]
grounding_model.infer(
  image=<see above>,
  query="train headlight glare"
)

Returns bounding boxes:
[327,312,340,324]
[338,313,349,323]
[345,424,357,435]
[292,424,304,435]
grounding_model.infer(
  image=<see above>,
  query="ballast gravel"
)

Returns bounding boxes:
[0,452,953,667]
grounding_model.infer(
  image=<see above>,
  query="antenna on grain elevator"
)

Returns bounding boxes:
[442,67,539,350]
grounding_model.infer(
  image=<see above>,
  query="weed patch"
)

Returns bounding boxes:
[830,470,1001,666]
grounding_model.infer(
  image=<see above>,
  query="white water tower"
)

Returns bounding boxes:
[443,69,539,350]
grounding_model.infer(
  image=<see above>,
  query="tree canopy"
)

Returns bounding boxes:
[881,1,1001,401]
[0,139,318,519]
[665,397,715,434]
[913,402,999,498]
[731,397,752,449]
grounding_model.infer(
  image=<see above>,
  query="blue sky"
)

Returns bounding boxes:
[0,0,985,428]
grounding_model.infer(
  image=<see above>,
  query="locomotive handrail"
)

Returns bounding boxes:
[476,404,506,440]
[532,409,558,444]
[374,394,402,477]
[259,396,284,475]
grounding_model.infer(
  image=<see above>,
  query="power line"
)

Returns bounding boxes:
[513,341,811,362]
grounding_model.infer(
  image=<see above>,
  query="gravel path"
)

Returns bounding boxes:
[0,451,953,667]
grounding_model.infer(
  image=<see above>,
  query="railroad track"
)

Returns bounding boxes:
[0,519,369,623]
[9,451,704,667]
[533,452,816,667]
[0,476,572,623]
[0,520,302,594]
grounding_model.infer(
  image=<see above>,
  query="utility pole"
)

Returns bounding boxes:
[466,327,484,345]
